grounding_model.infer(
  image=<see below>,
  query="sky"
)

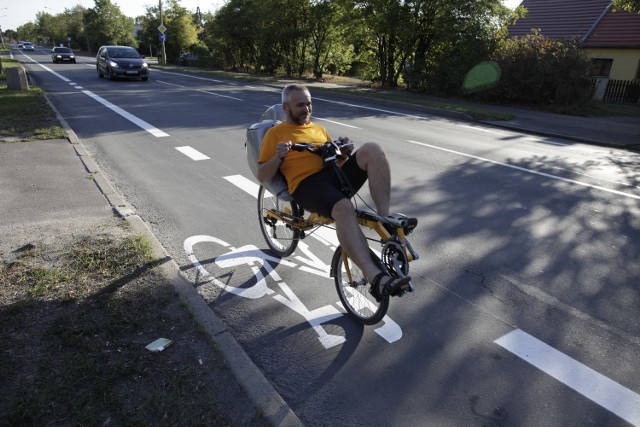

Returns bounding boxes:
[1,0,522,32]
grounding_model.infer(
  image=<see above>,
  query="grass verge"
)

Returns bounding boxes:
[0,224,268,426]
[0,58,66,142]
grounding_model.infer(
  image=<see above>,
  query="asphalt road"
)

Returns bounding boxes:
[17,47,640,427]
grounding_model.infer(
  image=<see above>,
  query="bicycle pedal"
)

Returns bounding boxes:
[397,283,415,297]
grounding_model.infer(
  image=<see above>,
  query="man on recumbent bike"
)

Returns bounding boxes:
[257,84,416,302]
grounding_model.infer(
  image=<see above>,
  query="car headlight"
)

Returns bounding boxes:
[70,55,75,58]
[109,60,119,68]
[142,63,149,69]
[55,55,62,58]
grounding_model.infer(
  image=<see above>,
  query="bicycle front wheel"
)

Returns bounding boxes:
[257,185,301,257]
[332,246,389,325]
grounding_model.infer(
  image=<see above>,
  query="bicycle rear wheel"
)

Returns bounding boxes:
[332,246,389,325]
[257,185,301,257]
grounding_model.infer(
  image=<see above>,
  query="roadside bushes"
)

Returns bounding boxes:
[487,31,593,107]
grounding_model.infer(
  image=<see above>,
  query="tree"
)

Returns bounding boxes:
[14,22,39,43]
[84,0,136,52]
[308,0,353,79]
[612,0,640,12]
[354,0,511,89]
[206,0,259,71]
[65,6,90,50]
[160,0,201,63]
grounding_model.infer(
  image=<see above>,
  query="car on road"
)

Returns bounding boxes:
[178,53,198,66]
[96,45,149,81]
[51,47,76,64]
[22,42,35,51]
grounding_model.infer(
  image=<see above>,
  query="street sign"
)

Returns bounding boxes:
[157,24,167,33]
[159,33,166,42]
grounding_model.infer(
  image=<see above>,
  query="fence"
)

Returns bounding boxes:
[591,78,640,104]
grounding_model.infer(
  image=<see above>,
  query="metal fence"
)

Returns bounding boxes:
[591,78,640,103]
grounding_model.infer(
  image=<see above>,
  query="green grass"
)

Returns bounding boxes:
[0,231,268,426]
[0,59,66,141]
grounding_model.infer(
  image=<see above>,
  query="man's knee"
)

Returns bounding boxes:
[356,142,386,170]
[359,142,383,156]
[331,198,354,220]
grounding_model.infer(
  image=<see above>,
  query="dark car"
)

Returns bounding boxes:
[51,47,76,64]
[96,45,149,81]
[178,53,198,66]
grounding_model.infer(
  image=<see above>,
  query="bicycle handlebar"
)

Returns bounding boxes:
[289,140,353,161]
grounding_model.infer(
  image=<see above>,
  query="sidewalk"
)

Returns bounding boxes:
[1,86,638,426]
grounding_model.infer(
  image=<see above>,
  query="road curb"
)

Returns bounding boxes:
[45,94,305,427]
[127,215,305,427]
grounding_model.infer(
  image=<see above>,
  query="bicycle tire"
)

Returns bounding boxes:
[332,246,389,325]
[257,185,301,257]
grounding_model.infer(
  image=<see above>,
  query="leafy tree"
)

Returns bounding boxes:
[84,0,136,52]
[353,0,413,87]
[308,0,353,79]
[64,6,90,50]
[33,7,87,49]
[612,0,640,12]
[161,0,201,62]
[206,0,255,70]
[14,22,39,43]
[354,0,511,89]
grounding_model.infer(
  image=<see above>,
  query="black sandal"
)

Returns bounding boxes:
[369,273,412,302]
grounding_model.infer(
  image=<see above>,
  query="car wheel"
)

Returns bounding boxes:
[141,76,149,81]
[107,68,116,81]
[72,60,76,64]
[97,67,104,78]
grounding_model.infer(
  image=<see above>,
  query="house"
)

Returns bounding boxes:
[508,0,640,81]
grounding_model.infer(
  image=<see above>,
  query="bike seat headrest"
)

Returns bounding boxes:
[260,104,286,122]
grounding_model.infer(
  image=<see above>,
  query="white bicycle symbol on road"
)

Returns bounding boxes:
[184,235,403,349]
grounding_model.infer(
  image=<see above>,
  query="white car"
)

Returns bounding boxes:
[22,42,35,51]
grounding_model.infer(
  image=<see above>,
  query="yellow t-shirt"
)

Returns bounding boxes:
[259,122,331,194]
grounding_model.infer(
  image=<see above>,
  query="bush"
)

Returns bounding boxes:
[488,30,592,107]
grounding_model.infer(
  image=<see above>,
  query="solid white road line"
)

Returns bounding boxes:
[81,90,169,137]
[224,174,261,197]
[407,140,640,200]
[175,146,210,161]
[495,329,640,426]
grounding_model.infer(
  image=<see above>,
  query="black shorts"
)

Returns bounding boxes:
[292,151,368,218]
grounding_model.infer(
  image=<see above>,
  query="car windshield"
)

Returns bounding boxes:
[110,48,140,58]
[55,48,71,53]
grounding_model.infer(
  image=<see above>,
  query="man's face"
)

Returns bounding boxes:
[284,89,312,125]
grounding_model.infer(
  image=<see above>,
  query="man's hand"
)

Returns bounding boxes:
[337,137,354,156]
[276,141,291,163]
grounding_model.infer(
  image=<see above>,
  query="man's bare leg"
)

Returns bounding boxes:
[331,199,381,282]
[354,142,390,216]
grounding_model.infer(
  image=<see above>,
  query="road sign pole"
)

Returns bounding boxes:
[159,0,167,65]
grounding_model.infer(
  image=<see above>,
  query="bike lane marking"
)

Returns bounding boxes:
[495,329,640,426]
[184,232,403,347]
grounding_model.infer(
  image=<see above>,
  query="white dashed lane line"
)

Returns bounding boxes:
[495,330,640,426]
[175,146,211,161]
